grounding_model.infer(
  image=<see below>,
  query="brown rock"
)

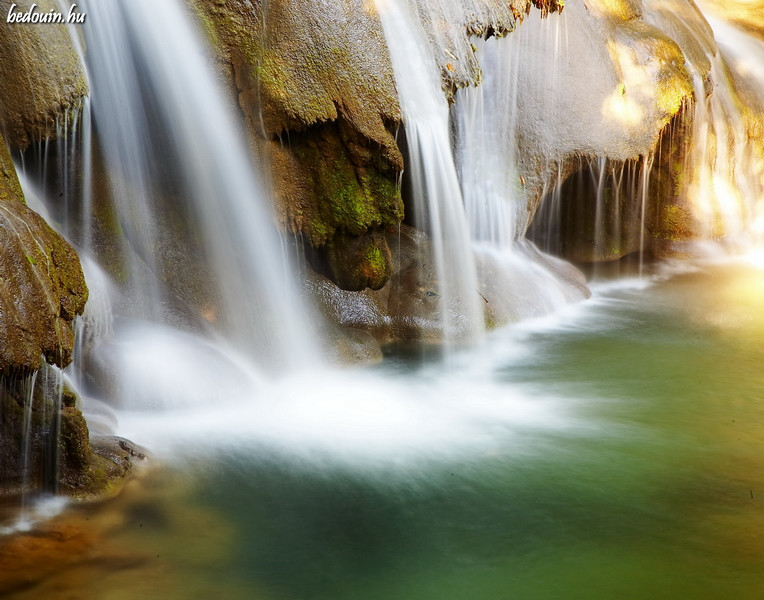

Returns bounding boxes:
[0,0,88,150]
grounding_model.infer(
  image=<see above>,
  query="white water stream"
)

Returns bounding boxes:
[376,0,485,345]
[79,0,320,377]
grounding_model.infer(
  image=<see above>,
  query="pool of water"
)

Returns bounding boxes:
[5,257,764,599]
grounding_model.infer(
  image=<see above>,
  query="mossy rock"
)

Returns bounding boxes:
[0,135,88,372]
[0,0,88,149]
[0,372,140,500]
[324,230,394,292]
[278,121,403,245]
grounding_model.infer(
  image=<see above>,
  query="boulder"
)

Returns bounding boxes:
[0,0,88,149]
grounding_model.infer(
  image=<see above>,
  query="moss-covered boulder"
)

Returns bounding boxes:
[0,0,88,149]
[323,230,393,292]
[0,135,87,371]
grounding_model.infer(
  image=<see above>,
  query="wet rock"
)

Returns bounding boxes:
[323,230,394,292]
[191,0,562,291]
[310,225,589,345]
[0,368,142,500]
[0,0,88,149]
[0,134,87,372]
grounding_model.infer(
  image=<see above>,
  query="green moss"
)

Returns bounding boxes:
[294,136,403,247]
[364,245,385,274]
[322,161,400,235]
[657,204,693,241]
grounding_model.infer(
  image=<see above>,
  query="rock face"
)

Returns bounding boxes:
[0,0,88,150]
[0,8,138,499]
[0,134,88,372]
[514,0,724,262]
[192,0,564,291]
[193,0,702,279]
[506,0,699,237]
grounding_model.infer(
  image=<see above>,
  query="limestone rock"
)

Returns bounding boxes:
[0,134,87,372]
[0,0,88,149]
[191,0,562,291]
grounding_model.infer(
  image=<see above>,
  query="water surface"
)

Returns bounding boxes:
[6,258,764,599]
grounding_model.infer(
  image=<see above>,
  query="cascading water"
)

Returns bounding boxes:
[375,0,484,345]
[22,0,326,422]
[453,15,591,319]
[79,0,320,372]
[687,5,764,244]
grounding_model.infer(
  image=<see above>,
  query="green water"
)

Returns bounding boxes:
[14,259,764,599]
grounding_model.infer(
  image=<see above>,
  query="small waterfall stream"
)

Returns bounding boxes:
[453,17,592,318]
[375,0,484,345]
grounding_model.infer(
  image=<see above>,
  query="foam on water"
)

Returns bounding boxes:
[0,496,68,536]
[113,365,586,470]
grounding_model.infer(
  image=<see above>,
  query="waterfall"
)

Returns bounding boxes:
[375,0,484,345]
[690,9,764,244]
[453,17,591,319]
[12,0,326,422]
[78,0,320,372]
[643,0,764,250]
